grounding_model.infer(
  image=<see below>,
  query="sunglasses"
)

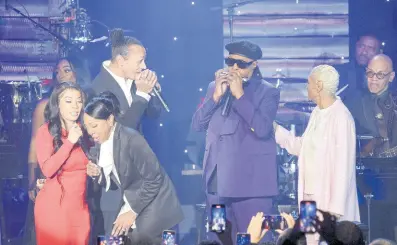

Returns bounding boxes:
[224,57,254,69]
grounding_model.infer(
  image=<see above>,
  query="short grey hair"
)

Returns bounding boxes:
[370,239,397,245]
[309,64,340,95]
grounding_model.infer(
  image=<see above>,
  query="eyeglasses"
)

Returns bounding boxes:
[224,57,254,69]
[366,70,392,80]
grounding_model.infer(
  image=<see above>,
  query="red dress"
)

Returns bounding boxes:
[34,123,90,245]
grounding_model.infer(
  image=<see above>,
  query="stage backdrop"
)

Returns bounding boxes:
[222,0,349,103]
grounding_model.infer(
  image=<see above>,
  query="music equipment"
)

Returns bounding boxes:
[377,145,397,158]
[0,80,43,124]
[0,176,28,242]
[282,101,316,114]
[359,157,397,175]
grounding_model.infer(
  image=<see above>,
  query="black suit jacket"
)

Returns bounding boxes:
[334,62,367,100]
[95,124,184,236]
[91,66,162,131]
[345,90,397,148]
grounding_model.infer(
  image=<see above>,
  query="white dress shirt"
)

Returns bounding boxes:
[102,60,151,105]
[98,123,136,228]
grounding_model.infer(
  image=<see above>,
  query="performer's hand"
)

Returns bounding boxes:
[112,211,137,236]
[67,123,82,144]
[213,68,229,103]
[275,212,295,234]
[135,69,157,94]
[228,71,244,99]
[86,161,101,177]
[247,212,267,244]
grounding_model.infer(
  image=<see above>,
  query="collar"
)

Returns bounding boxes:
[371,88,390,102]
[315,96,341,114]
[102,60,131,85]
[101,123,117,146]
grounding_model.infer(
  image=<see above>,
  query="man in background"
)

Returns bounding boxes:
[335,34,381,97]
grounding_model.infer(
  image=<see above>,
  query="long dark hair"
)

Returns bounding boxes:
[46,82,89,154]
[52,55,91,88]
[84,91,122,120]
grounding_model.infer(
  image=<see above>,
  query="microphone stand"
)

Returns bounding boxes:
[5,3,83,55]
[226,6,235,43]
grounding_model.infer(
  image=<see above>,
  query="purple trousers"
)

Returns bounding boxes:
[206,193,273,245]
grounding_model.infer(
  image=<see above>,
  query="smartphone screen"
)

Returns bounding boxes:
[263,215,287,230]
[236,233,251,245]
[211,204,226,233]
[299,200,317,233]
[97,235,125,245]
[162,230,176,245]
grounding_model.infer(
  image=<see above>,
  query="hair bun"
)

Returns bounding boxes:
[110,28,125,47]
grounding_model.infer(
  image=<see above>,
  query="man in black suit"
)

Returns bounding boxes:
[334,34,381,99]
[90,28,162,131]
[84,92,183,241]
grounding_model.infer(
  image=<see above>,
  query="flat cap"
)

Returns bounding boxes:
[225,40,262,61]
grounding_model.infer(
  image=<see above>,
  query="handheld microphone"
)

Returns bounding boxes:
[221,86,233,117]
[152,87,170,112]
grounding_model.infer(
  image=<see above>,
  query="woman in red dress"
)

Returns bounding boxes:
[34,82,90,245]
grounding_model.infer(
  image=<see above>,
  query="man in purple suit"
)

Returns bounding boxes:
[192,40,280,244]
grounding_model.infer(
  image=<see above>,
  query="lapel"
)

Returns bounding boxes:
[112,123,128,187]
[100,67,130,112]
[91,143,101,163]
[361,93,378,136]
[130,81,138,102]
[113,123,122,178]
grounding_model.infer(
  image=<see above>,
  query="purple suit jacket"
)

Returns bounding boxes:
[192,78,280,198]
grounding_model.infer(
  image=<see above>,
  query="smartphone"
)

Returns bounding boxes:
[236,233,251,245]
[162,230,176,245]
[211,204,226,233]
[299,200,317,233]
[262,215,287,230]
[97,235,125,245]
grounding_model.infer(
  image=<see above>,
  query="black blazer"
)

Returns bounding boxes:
[90,66,162,131]
[96,124,184,236]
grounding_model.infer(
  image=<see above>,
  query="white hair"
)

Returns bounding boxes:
[370,239,397,245]
[309,64,340,95]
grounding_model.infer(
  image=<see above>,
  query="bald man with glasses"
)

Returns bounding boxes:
[345,54,397,157]
[345,53,397,242]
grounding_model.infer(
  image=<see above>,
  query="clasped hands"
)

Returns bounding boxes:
[135,69,161,94]
[213,69,244,103]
